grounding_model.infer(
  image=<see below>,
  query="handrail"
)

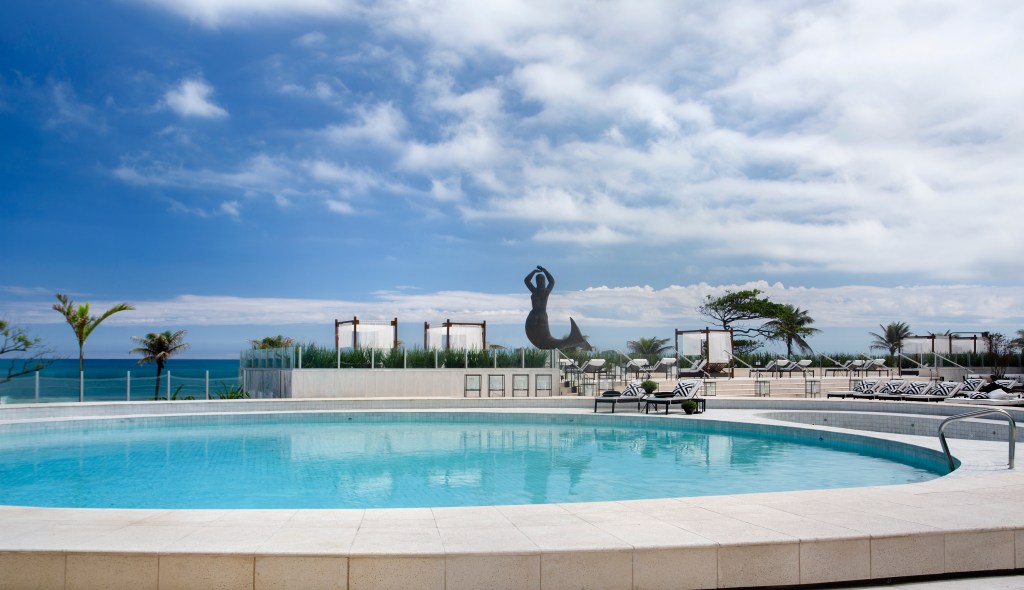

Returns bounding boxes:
[938,408,1016,472]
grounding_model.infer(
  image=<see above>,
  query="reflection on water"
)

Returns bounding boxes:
[0,416,940,509]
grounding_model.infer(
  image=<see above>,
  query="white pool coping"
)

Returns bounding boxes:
[1,399,1022,589]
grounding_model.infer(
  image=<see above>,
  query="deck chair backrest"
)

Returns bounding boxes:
[934,381,962,397]
[796,359,813,368]
[903,381,933,396]
[875,380,905,394]
[672,379,700,399]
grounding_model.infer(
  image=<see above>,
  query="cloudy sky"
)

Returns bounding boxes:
[2,0,1023,358]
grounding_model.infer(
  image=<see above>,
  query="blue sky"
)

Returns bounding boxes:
[2,0,1023,358]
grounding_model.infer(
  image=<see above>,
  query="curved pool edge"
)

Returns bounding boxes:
[1,399,1023,589]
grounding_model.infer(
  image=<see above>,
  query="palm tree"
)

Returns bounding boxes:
[763,305,819,357]
[249,335,296,349]
[869,322,912,355]
[130,330,190,400]
[627,336,672,360]
[53,293,135,373]
[1010,329,1024,353]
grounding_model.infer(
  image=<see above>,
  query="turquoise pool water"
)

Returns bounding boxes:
[0,413,944,509]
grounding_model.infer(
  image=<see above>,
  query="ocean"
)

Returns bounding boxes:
[0,358,240,404]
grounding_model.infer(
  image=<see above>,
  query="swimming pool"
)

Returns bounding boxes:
[0,412,945,509]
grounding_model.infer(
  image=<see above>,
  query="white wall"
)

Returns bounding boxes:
[290,368,560,398]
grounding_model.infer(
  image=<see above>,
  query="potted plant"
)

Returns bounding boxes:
[681,400,698,415]
[641,379,659,395]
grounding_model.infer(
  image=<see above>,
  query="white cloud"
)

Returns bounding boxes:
[125,0,1024,283]
[163,78,229,118]
[322,102,406,147]
[5,282,1022,333]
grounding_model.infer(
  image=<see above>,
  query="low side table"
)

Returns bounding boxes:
[804,378,821,398]
[754,380,771,397]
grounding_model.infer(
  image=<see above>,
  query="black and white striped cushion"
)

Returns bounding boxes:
[622,382,644,397]
[969,391,990,399]
[876,380,904,394]
[904,381,931,396]
[853,380,878,393]
[935,381,960,396]
[962,378,984,392]
[673,380,699,398]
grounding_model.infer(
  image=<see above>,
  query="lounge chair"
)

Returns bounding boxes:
[863,359,893,377]
[826,379,880,399]
[899,381,946,402]
[848,379,890,400]
[643,379,705,414]
[626,358,651,380]
[824,359,859,376]
[778,359,814,377]
[677,359,707,379]
[752,359,790,378]
[871,380,908,400]
[648,357,678,379]
[594,381,646,413]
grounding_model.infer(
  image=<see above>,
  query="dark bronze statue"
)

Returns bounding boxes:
[524,266,592,350]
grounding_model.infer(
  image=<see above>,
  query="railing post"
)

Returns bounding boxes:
[205,371,209,400]
[404,349,407,369]
[371,349,375,369]
[167,371,171,400]
[127,371,131,401]
[298,347,302,369]
[35,371,39,402]
[79,371,84,403]
[522,348,525,369]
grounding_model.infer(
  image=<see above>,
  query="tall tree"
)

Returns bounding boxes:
[763,305,819,357]
[52,293,135,373]
[130,330,190,400]
[868,322,911,355]
[626,336,672,359]
[249,335,297,349]
[0,320,55,384]
[696,289,786,343]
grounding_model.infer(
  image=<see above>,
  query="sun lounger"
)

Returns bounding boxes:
[626,358,651,379]
[677,359,707,379]
[777,359,814,377]
[825,359,863,376]
[648,357,677,379]
[751,359,789,378]
[848,379,890,400]
[871,380,907,400]
[899,381,946,402]
[643,379,705,414]
[594,381,646,413]
[826,379,879,399]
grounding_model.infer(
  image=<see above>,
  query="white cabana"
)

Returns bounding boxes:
[902,334,989,355]
[675,328,734,377]
[424,320,486,351]
[335,317,398,350]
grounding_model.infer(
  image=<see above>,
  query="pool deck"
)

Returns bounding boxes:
[1,399,1023,589]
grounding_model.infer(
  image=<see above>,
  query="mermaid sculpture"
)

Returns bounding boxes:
[524,266,592,350]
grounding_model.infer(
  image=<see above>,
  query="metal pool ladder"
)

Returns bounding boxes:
[938,408,1017,471]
